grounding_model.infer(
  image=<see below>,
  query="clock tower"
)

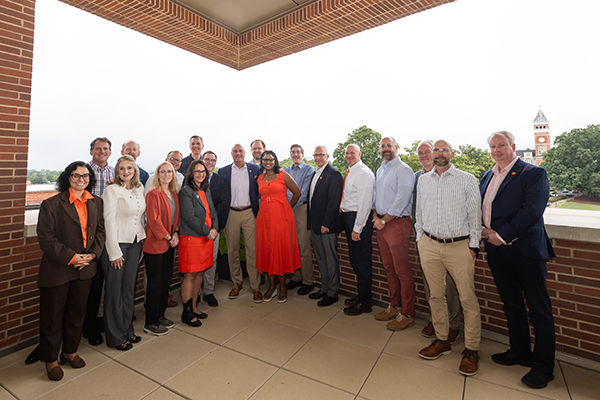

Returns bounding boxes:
[533,108,550,166]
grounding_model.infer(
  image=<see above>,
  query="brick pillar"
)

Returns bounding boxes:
[0,0,37,349]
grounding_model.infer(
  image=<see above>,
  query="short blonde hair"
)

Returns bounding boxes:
[111,155,142,188]
[152,161,180,194]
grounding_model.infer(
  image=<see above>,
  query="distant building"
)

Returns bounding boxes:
[518,108,551,166]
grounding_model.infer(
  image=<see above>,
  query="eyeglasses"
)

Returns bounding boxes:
[193,170,207,175]
[203,158,216,163]
[262,158,275,163]
[70,173,90,180]
[290,151,303,155]
[313,154,327,158]
[168,157,182,164]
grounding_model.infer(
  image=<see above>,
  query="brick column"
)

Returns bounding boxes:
[0,0,37,349]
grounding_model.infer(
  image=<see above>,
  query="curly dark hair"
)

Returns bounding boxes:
[183,159,210,191]
[260,150,280,173]
[56,161,96,193]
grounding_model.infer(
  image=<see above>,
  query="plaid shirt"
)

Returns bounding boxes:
[89,160,114,197]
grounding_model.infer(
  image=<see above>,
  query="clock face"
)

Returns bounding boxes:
[538,137,546,143]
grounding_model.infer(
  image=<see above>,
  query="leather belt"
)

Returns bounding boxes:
[230,205,252,212]
[376,213,406,219]
[342,211,357,215]
[424,232,469,244]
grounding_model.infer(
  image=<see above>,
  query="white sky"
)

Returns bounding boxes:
[28,0,600,171]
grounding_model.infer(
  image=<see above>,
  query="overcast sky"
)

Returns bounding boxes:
[28,0,600,171]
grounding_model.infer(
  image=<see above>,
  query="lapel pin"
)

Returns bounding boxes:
[511,172,516,175]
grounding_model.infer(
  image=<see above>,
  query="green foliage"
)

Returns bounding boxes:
[399,140,430,172]
[46,171,60,182]
[28,172,46,184]
[332,126,382,175]
[218,230,246,261]
[279,157,293,169]
[541,124,600,198]
[27,169,61,184]
[451,145,495,182]
[557,201,600,211]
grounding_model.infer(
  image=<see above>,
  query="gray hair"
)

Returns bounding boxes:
[417,140,434,151]
[121,140,140,151]
[487,131,515,146]
[314,145,328,155]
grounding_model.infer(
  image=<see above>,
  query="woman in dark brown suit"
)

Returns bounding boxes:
[36,161,105,381]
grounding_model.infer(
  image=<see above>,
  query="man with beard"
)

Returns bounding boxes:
[415,140,482,376]
[249,139,266,165]
[371,137,415,329]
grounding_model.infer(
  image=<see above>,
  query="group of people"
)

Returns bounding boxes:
[34,132,556,390]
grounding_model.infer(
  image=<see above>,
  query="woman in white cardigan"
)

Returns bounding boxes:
[103,155,146,351]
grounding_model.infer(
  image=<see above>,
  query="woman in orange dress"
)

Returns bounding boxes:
[178,160,218,326]
[256,150,302,303]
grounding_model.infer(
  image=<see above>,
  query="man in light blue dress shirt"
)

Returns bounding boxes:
[285,144,315,295]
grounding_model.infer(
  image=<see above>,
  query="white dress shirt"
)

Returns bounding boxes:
[230,163,251,207]
[340,160,375,234]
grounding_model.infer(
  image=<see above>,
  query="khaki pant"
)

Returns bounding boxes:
[291,204,314,285]
[417,235,481,350]
[224,208,260,290]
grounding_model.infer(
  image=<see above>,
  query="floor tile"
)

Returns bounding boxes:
[174,306,259,345]
[250,369,354,400]
[35,361,158,400]
[283,334,380,394]
[219,288,282,318]
[117,329,217,383]
[464,378,554,400]
[360,353,464,400]
[0,346,35,371]
[0,344,110,400]
[319,305,393,351]
[224,319,313,366]
[142,387,187,400]
[561,362,600,400]
[0,386,16,400]
[263,296,338,333]
[165,347,277,400]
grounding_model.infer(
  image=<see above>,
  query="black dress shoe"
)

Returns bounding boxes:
[343,302,372,316]
[491,350,532,367]
[287,280,302,290]
[317,296,338,307]
[344,295,359,306]
[297,284,314,295]
[203,293,219,307]
[25,345,40,364]
[309,291,326,300]
[521,369,554,389]
[86,331,103,346]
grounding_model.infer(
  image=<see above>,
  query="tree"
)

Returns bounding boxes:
[451,144,495,182]
[28,172,46,184]
[541,124,600,198]
[332,126,382,175]
[399,140,430,172]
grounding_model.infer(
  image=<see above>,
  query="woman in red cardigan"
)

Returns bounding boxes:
[143,161,181,336]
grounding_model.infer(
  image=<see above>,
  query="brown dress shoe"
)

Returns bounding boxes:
[167,294,178,308]
[375,305,401,321]
[252,289,264,303]
[46,364,64,381]
[59,353,85,368]
[343,302,372,316]
[419,339,452,360]
[421,322,435,338]
[386,314,414,331]
[229,284,243,299]
[459,349,479,376]
[448,328,460,344]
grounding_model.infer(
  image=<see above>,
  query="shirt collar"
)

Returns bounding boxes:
[69,187,93,204]
[349,160,364,171]
[492,156,519,175]
[233,163,247,171]
[381,156,400,168]
[291,162,306,170]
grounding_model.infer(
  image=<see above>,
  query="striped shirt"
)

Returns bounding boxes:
[89,161,114,197]
[415,164,482,248]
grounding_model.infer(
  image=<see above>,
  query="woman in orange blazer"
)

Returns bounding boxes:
[142,161,181,336]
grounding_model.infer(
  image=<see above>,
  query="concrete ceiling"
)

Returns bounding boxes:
[60,0,454,70]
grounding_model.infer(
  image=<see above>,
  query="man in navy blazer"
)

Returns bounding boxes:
[480,131,556,389]
[217,144,263,302]
[307,145,344,307]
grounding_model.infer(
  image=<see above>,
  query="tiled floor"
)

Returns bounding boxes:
[1,279,599,400]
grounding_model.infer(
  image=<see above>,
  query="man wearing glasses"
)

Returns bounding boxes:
[307,146,343,307]
[415,140,482,376]
[145,150,185,193]
[199,151,230,307]
[285,144,316,295]
[249,139,266,165]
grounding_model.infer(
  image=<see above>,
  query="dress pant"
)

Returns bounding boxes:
[423,267,462,330]
[310,231,339,297]
[83,247,108,335]
[291,204,314,285]
[487,246,555,374]
[144,246,175,326]
[202,232,219,295]
[224,208,260,290]
[417,235,481,351]
[39,278,92,362]
[343,213,373,306]
[376,216,414,315]
[103,241,142,347]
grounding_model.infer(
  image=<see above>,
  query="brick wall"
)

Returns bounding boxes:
[0,0,36,349]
